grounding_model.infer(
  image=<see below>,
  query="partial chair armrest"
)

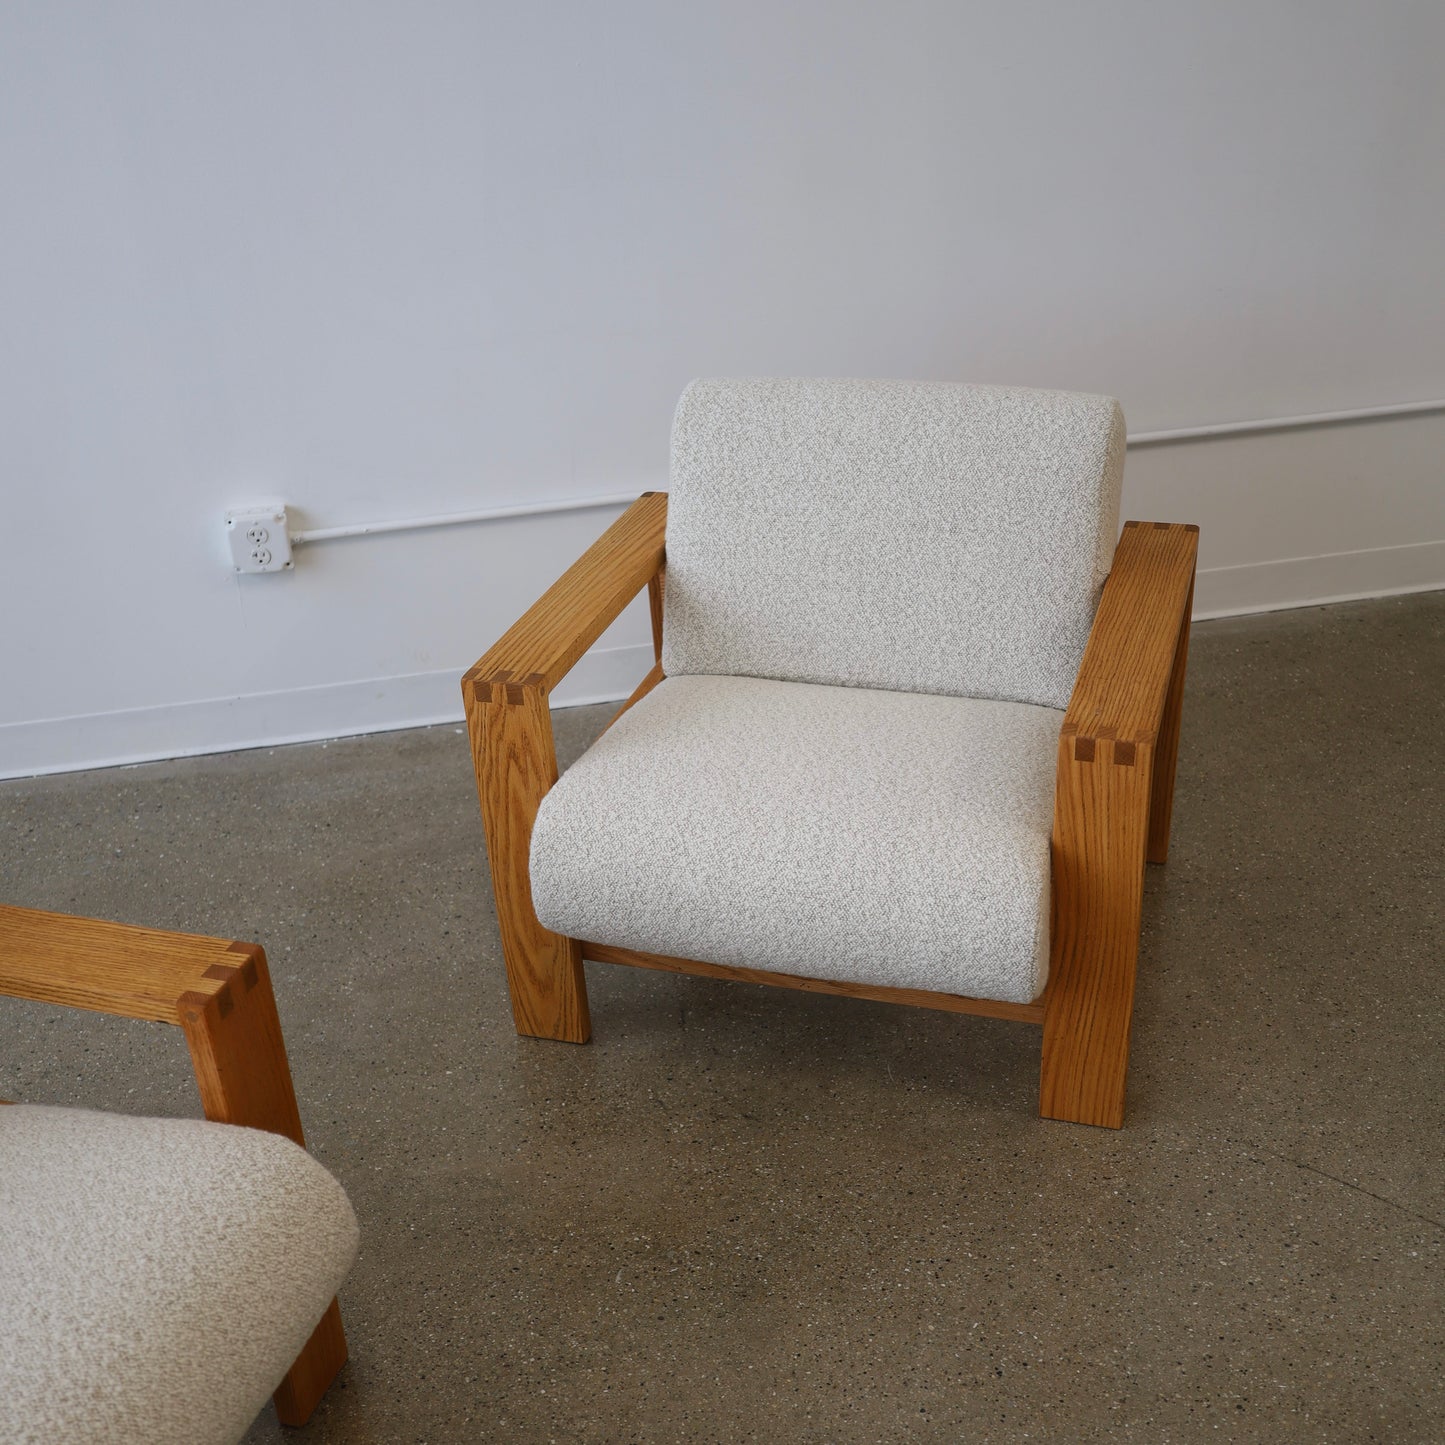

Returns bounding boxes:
[0,902,306,1144]
[1040,521,1198,1128]
[0,902,348,1423]
[0,903,249,1023]
[461,490,667,703]
[460,491,668,1045]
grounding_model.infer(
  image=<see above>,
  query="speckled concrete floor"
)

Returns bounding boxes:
[2,592,1442,1444]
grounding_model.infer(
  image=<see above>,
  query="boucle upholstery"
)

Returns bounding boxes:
[0,1105,359,1445]
[531,675,1061,1003]
[662,378,1124,711]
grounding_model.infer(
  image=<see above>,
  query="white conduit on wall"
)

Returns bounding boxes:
[288,396,1445,547]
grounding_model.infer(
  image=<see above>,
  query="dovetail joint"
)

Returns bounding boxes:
[1072,734,1143,767]
[469,668,549,704]
[502,672,547,704]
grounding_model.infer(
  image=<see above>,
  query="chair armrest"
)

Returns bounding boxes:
[0,902,307,1144]
[0,903,242,1023]
[1061,521,1198,758]
[462,490,667,702]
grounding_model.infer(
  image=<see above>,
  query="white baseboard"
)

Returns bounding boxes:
[0,643,656,781]
[5,540,1443,780]
[1192,538,1445,619]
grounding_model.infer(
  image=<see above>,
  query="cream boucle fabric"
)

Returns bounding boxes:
[0,1106,359,1445]
[531,675,1061,1003]
[662,377,1124,711]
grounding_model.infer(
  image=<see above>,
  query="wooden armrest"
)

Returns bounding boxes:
[462,490,667,702]
[0,903,245,1023]
[1061,520,1198,759]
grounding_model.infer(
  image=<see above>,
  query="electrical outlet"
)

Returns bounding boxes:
[226,506,293,573]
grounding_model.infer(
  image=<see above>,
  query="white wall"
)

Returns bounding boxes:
[2,1,1442,777]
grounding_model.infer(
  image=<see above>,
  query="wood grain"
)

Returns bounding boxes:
[460,493,668,1042]
[463,678,591,1042]
[1059,521,1199,752]
[462,491,667,697]
[1040,521,1198,1128]
[178,943,306,1145]
[582,941,1045,1024]
[1148,575,1194,864]
[648,561,666,666]
[1039,733,1152,1128]
[0,904,236,1022]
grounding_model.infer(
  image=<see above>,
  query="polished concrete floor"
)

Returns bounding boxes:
[2,592,1442,1443]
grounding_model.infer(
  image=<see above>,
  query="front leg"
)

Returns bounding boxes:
[463,671,590,1043]
[1038,729,1152,1128]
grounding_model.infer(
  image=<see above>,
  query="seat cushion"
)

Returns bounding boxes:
[0,1105,359,1445]
[531,675,1062,1004]
[662,378,1124,712]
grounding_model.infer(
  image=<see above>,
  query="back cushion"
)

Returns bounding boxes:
[661,378,1125,711]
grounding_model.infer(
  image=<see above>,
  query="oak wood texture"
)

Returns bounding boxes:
[465,679,592,1042]
[0,904,238,1022]
[1148,575,1194,864]
[459,494,667,1040]
[582,941,1044,1023]
[1039,737,1152,1129]
[0,903,348,1422]
[1056,522,1199,754]
[648,562,666,665]
[1040,522,1198,1128]
[177,943,306,1148]
[463,491,1197,1130]
[461,494,669,1043]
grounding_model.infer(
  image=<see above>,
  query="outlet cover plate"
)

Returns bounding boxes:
[226,506,293,573]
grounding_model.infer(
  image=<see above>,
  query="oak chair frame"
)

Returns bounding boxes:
[0,904,349,1426]
[462,492,1197,1128]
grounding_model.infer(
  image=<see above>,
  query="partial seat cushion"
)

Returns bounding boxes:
[663,378,1125,711]
[531,675,1062,1004]
[0,1105,359,1445]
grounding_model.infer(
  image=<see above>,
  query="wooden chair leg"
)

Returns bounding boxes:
[1039,733,1151,1128]
[179,947,348,1424]
[1147,579,1193,864]
[272,1300,349,1426]
[462,673,591,1043]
